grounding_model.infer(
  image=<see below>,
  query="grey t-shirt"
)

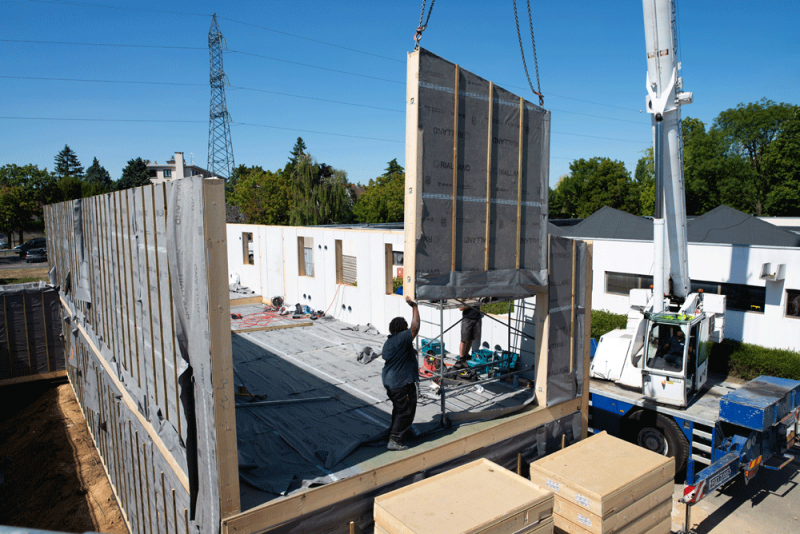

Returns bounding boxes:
[381,329,419,389]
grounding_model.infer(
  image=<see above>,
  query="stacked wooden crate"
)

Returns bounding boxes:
[529,432,674,534]
[374,458,554,534]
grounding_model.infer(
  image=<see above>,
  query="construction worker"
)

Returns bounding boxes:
[454,303,482,369]
[381,296,420,451]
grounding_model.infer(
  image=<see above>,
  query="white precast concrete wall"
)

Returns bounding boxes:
[590,238,800,351]
[225,224,523,355]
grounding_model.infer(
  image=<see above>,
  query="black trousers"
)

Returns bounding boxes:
[385,382,417,442]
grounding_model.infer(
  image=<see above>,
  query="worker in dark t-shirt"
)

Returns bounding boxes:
[455,303,482,368]
[381,296,420,451]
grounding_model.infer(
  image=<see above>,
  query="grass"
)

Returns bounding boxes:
[480,300,514,315]
[0,265,50,286]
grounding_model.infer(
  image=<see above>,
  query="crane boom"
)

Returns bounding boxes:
[642,0,692,308]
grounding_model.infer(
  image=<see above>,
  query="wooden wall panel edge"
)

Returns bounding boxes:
[202,179,241,518]
[581,241,593,440]
[403,49,421,300]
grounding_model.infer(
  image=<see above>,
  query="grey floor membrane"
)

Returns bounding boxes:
[231,310,534,506]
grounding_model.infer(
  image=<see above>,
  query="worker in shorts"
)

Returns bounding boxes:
[454,303,482,369]
[381,296,420,451]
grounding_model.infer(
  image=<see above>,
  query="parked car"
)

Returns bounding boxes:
[0,242,9,250]
[17,237,46,259]
[25,248,47,263]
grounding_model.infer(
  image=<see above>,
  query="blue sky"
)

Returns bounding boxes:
[1,0,798,188]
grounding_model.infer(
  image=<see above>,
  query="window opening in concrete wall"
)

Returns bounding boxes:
[298,236,314,276]
[786,289,800,318]
[691,280,765,314]
[606,271,654,295]
[242,232,254,265]
[335,239,357,285]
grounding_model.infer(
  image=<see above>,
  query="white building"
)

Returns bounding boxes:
[146,152,212,184]
[226,205,800,353]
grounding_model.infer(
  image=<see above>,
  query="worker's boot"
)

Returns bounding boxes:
[387,440,409,451]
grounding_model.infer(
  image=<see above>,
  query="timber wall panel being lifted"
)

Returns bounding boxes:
[43,177,239,534]
[404,48,551,301]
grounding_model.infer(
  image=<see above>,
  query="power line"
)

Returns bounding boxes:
[0,116,404,143]
[227,50,404,85]
[0,38,204,50]
[27,0,208,18]
[551,130,646,144]
[1,75,404,113]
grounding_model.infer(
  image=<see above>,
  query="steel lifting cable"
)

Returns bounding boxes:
[513,0,544,106]
[414,0,436,49]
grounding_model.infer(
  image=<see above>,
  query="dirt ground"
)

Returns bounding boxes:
[0,379,127,533]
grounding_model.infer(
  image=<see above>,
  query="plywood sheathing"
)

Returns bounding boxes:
[374,458,553,534]
[530,432,674,529]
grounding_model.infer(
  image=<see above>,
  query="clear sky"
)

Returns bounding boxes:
[1,0,798,188]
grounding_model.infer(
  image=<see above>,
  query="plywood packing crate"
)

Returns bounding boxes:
[552,482,672,534]
[552,500,671,534]
[374,458,553,534]
[375,517,554,534]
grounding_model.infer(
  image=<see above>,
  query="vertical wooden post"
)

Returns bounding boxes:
[569,239,577,373]
[484,81,494,271]
[384,244,393,295]
[581,242,594,440]
[516,97,525,269]
[451,64,460,272]
[202,179,241,518]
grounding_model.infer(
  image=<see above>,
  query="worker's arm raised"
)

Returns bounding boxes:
[406,296,420,339]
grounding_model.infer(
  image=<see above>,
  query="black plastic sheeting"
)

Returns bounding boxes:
[546,236,588,406]
[411,48,550,301]
[264,411,582,534]
[0,282,65,380]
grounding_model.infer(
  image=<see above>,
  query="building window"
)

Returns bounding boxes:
[785,289,800,318]
[691,280,765,314]
[605,272,653,295]
[298,236,313,277]
[163,169,172,178]
[242,232,254,265]
[393,251,404,265]
[335,239,357,285]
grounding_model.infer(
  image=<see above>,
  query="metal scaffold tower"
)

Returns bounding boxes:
[208,13,235,180]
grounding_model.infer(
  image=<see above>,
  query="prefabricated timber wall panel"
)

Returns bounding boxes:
[43,177,239,534]
[0,282,66,386]
[404,48,550,301]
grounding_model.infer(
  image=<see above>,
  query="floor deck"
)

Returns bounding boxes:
[229,306,535,508]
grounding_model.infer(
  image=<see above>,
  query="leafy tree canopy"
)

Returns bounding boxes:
[634,147,654,216]
[763,107,800,216]
[229,166,291,225]
[0,185,39,244]
[353,159,405,224]
[116,157,152,191]
[85,157,113,188]
[550,157,638,218]
[289,154,354,226]
[54,144,84,179]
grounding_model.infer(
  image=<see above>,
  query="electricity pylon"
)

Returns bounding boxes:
[207,13,235,180]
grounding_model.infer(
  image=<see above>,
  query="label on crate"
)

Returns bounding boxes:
[575,494,590,508]
[546,478,560,492]
[577,513,592,527]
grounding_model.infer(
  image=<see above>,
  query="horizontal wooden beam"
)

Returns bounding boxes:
[222,398,583,533]
[229,296,264,308]
[0,369,68,388]
[60,296,190,493]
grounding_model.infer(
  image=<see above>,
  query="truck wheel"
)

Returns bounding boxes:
[624,411,690,474]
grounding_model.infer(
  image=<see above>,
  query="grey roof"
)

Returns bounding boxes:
[553,205,800,248]
[687,205,800,247]
[558,206,653,241]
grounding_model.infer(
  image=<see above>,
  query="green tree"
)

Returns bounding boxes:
[549,157,639,218]
[85,157,113,189]
[54,144,84,179]
[287,137,307,168]
[353,159,405,223]
[116,158,152,191]
[229,166,292,225]
[763,107,800,216]
[57,175,84,201]
[0,185,39,246]
[633,147,654,215]
[713,98,797,216]
[289,154,354,226]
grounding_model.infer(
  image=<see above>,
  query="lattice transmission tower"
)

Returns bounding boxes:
[207,13,235,180]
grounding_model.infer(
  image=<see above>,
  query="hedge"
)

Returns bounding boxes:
[590,309,628,340]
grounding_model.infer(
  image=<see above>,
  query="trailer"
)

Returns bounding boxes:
[589,375,800,504]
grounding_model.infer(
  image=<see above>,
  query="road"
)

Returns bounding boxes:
[0,251,47,271]
[670,450,800,533]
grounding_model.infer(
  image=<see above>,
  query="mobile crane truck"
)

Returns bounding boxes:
[586,0,800,517]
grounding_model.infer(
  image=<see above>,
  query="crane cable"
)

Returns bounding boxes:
[414,0,436,49]
[513,0,544,107]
